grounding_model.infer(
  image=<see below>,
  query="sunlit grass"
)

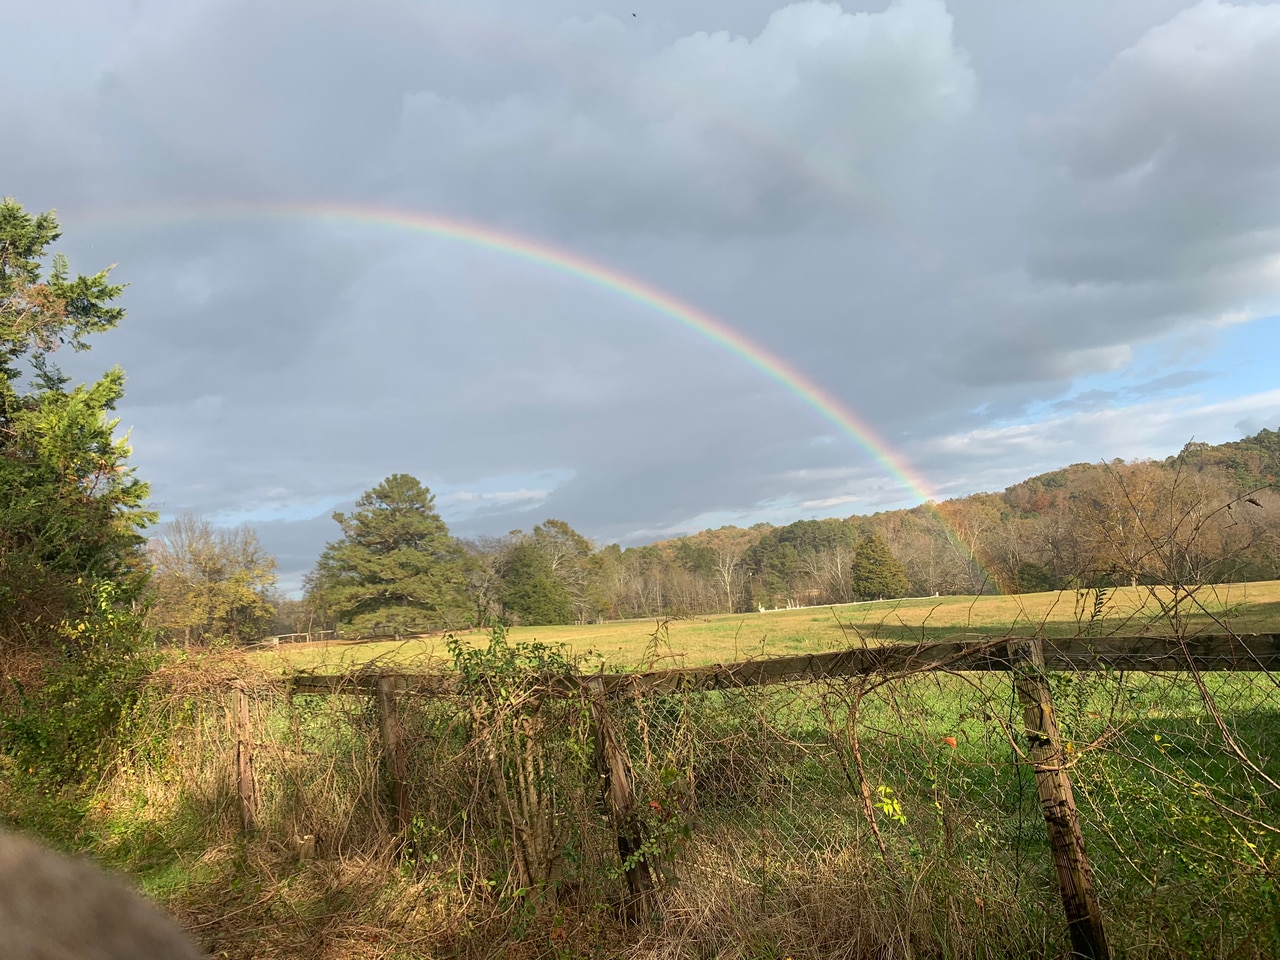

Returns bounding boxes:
[253,580,1280,673]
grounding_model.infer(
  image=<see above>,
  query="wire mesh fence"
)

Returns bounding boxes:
[133,634,1280,959]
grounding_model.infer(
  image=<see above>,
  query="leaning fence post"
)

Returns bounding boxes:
[376,675,410,835]
[586,677,655,922]
[233,685,257,835]
[1007,638,1111,960]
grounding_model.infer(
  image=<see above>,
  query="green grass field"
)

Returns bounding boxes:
[256,580,1280,673]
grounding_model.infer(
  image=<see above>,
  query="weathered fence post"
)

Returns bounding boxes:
[1007,638,1111,960]
[233,685,257,835]
[586,677,655,922]
[376,675,410,835]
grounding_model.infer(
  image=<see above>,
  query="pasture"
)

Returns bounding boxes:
[258,580,1280,673]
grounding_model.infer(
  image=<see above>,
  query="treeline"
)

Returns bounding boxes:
[182,432,1272,639]
[141,431,1280,641]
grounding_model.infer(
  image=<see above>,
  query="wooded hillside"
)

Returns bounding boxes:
[286,430,1279,633]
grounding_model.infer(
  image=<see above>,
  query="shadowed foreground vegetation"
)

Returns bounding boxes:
[3,589,1275,959]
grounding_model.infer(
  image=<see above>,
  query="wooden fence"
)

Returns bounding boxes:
[232,633,1280,960]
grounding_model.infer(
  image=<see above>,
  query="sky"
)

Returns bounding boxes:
[4,0,1280,593]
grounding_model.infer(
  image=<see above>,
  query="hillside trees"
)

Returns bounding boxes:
[744,519,867,607]
[1067,459,1273,588]
[307,474,472,633]
[148,515,277,644]
[706,526,753,613]
[935,495,1005,593]
[0,198,154,652]
[298,431,1277,634]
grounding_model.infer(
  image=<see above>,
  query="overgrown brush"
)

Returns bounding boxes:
[5,611,1280,959]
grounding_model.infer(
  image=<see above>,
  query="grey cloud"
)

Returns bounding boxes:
[1027,1,1280,288]
[76,0,428,204]
[935,0,1280,390]
[382,0,975,235]
[5,0,1278,593]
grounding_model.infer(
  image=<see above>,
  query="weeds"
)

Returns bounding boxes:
[4,596,1279,958]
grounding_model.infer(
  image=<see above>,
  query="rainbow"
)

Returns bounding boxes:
[73,200,999,587]
[80,200,933,498]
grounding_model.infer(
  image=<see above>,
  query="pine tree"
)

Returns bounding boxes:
[0,198,154,648]
[307,474,471,633]
[849,533,909,601]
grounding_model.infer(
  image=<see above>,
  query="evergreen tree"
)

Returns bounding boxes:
[849,533,909,601]
[1013,561,1057,594]
[0,198,154,649]
[307,474,471,633]
[499,540,574,625]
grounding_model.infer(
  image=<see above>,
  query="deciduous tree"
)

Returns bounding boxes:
[706,526,751,613]
[531,519,595,622]
[148,514,277,645]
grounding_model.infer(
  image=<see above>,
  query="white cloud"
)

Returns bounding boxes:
[921,388,1280,492]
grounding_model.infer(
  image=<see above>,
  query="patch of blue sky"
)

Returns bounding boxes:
[1017,313,1280,425]
[204,492,362,528]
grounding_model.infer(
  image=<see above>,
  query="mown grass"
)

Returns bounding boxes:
[257,580,1280,673]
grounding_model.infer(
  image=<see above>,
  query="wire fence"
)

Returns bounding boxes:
[135,633,1280,959]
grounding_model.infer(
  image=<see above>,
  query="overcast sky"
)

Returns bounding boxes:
[4,0,1280,591]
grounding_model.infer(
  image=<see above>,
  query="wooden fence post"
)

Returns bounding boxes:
[586,678,655,922]
[376,675,410,835]
[1007,638,1111,960]
[233,686,257,835]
